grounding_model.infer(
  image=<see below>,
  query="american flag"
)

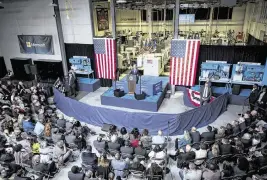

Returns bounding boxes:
[170,39,200,86]
[93,38,116,79]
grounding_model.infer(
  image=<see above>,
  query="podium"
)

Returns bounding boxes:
[127,74,137,94]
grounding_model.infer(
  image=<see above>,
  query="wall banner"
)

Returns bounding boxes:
[18,35,54,55]
[96,8,109,31]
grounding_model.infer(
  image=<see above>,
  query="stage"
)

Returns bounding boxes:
[101,76,169,112]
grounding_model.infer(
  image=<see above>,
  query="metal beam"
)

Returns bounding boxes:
[88,0,95,38]
[110,0,116,39]
[174,0,180,39]
[54,0,68,77]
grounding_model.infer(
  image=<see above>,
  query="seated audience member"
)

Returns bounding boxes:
[57,114,66,131]
[134,141,147,157]
[147,163,163,180]
[129,128,140,141]
[202,163,220,180]
[232,139,244,154]
[148,145,166,166]
[244,112,251,126]
[130,132,139,148]
[140,129,152,148]
[254,149,267,167]
[238,117,246,132]
[66,117,74,134]
[0,163,22,179]
[201,126,215,142]
[215,126,225,139]
[225,123,233,136]
[65,131,77,148]
[68,166,85,180]
[97,153,110,179]
[219,138,232,155]
[93,136,107,153]
[17,132,31,152]
[190,127,201,143]
[177,130,192,149]
[194,143,208,165]
[32,155,57,176]
[39,141,53,164]
[233,157,249,176]
[119,127,129,141]
[111,153,128,178]
[81,145,98,171]
[232,120,241,135]
[108,134,121,155]
[256,125,267,142]
[53,140,73,165]
[221,161,234,178]
[241,133,252,149]
[207,143,220,160]
[129,157,145,171]
[252,133,261,147]
[180,162,202,180]
[13,144,31,166]
[22,117,35,134]
[51,128,63,143]
[152,130,165,147]
[120,140,134,159]
[174,145,195,168]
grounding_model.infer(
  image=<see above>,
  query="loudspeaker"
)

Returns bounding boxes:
[101,123,117,132]
[232,85,241,95]
[24,64,31,74]
[30,65,38,75]
[114,89,125,98]
[134,92,146,100]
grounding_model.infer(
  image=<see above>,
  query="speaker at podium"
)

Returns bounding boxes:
[127,74,137,94]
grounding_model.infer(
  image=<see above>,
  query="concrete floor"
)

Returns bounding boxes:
[53,89,247,180]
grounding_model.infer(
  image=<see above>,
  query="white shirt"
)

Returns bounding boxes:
[152,135,165,145]
[203,87,208,98]
[183,169,202,180]
[194,149,207,165]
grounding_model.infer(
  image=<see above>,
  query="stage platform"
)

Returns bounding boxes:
[78,78,100,92]
[101,76,169,112]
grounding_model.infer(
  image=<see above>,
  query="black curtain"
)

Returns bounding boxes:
[0,57,7,78]
[65,43,112,87]
[247,34,267,46]
[10,58,33,81]
[197,45,267,83]
[34,60,63,82]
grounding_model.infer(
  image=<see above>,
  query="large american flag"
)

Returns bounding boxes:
[93,38,116,79]
[170,39,200,86]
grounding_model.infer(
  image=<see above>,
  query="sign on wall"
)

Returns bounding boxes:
[96,8,109,31]
[18,35,54,55]
[179,14,195,24]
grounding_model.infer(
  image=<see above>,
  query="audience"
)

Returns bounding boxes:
[0,79,266,180]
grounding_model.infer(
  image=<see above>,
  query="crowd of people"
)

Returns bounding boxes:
[1,77,267,180]
[0,79,92,180]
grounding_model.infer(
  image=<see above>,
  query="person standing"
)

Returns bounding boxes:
[249,84,259,111]
[200,82,212,106]
[256,87,267,114]
[68,71,76,97]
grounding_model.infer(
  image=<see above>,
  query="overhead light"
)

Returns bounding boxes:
[117,0,127,3]
[49,2,58,7]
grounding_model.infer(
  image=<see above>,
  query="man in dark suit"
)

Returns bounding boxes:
[200,82,212,106]
[219,138,232,155]
[81,145,98,171]
[120,141,134,159]
[93,136,107,154]
[129,64,140,84]
[68,71,76,96]
[249,84,259,110]
[201,126,215,142]
[190,127,201,143]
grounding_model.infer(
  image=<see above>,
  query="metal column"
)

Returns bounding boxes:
[208,7,214,44]
[173,0,180,39]
[54,0,68,77]
[110,0,116,39]
[88,0,95,38]
[147,6,152,39]
[172,0,180,95]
